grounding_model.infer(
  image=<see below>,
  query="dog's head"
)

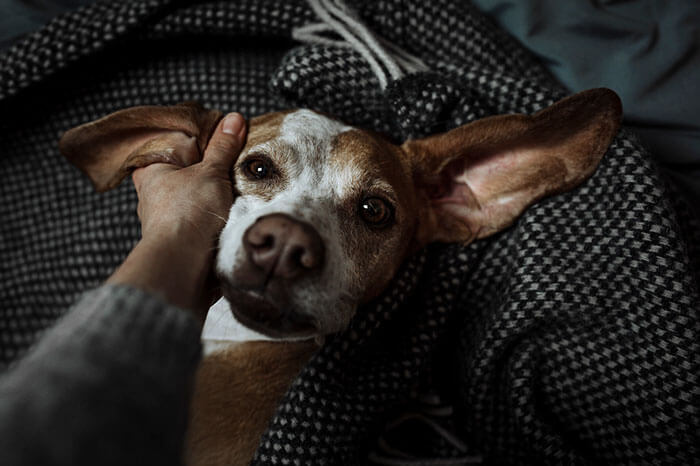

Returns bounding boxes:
[60,89,621,338]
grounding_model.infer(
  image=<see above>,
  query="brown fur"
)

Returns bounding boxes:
[329,130,420,301]
[402,88,622,241]
[58,88,622,466]
[232,111,293,201]
[185,341,318,466]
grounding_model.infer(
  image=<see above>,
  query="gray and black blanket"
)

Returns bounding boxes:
[0,1,697,464]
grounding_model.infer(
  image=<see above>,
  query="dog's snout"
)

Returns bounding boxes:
[243,213,325,279]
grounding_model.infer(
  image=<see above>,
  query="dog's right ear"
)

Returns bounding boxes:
[59,102,222,192]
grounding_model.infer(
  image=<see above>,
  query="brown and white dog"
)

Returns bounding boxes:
[59,88,621,465]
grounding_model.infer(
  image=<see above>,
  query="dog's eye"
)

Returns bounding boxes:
[243,157,272,180]
[359,197,394,228]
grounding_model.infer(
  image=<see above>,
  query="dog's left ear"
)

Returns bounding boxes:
[59,102,222,192]
[403,88,622,245]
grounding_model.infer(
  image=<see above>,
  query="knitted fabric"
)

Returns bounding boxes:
[0,1,697,464]
[0,284,202,465]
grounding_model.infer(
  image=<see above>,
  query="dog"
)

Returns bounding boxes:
[59,88,621,465]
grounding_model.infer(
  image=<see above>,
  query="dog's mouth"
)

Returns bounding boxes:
[221,285,317,339]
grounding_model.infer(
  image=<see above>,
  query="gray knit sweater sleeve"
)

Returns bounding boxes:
[0,284,203,466]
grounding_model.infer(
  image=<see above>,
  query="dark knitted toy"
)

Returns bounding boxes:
[0,1,697,464]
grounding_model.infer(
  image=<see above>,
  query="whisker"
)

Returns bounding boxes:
[200,209,228,223]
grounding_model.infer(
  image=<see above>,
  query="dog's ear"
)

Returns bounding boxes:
[59,102,222,192]
[403,88,622,245]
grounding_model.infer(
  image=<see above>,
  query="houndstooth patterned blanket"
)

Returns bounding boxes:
[0,1,697,464]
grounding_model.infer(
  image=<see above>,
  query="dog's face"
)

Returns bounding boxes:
[216,110,420,337]
[59,89,621,339]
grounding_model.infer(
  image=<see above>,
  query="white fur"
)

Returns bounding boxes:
[204,110,363,343]
[278,109,351,145]
[201,298,273,354]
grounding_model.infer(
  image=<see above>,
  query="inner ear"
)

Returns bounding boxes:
[59,102,222,192]
[404,88,623,245]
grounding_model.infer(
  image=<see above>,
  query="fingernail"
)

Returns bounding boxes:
[222,112,244,136]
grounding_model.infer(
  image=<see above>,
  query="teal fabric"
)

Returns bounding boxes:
[0,1,93,50]
[471,0,700,210]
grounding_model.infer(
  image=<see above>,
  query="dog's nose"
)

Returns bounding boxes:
[243,213,325,279]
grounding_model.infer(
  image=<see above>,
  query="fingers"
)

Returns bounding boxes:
[132,112,246,194]
[203,112,247,172]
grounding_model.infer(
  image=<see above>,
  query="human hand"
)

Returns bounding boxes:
[108,112,247,319]
[131,112,246,247]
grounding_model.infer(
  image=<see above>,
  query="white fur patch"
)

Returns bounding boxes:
[201,298,273,353]
[209,110,363,341]
[278,109,351,145]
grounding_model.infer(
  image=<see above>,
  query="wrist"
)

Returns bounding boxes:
[108,234,214,319]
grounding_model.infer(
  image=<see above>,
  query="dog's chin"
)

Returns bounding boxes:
[222,287,317,339]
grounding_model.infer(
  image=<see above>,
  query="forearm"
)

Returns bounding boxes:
[0,285,202,466]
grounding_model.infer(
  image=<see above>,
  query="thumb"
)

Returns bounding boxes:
[203,112,247,172]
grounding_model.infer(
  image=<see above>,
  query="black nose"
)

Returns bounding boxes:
[243,213,325,279]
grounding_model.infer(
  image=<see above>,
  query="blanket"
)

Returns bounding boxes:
[0,0,697,464]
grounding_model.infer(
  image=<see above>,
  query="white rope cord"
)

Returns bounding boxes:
[296,0,428,90]
[377,36,429,74]
[321,0,404,81]
[302,0,391,89]
[292,23,353,49]
[322,0,428,74]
